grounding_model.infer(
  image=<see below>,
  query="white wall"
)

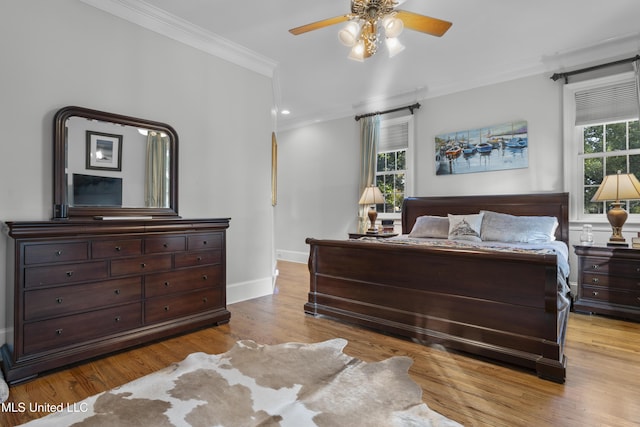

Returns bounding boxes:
[275,117,360,262]
[0,0,275,344]
[276,73,565,263]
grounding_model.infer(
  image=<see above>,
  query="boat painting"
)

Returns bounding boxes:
[435,120,528,175]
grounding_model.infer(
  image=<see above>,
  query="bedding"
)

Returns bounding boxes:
[306,192,570,383]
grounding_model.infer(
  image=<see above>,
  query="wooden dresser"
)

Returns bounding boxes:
[574,245,640,322]
[2,218,231,384]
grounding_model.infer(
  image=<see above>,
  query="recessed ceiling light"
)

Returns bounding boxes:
[281,109,290,115]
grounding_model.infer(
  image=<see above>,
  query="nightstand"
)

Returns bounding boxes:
[574,245,640,322]
[348,232,398,239]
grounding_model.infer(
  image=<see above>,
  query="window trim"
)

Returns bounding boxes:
[563,71,638,222]
[377,114,415,220]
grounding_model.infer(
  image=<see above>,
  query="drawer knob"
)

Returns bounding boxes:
[115,246,122,252]
[591,264,600,270]
[592,291,599,296]
[202,275,208,280]
[203,297,208,303]
[56,250,62,256]
[56,297,63,304]
[66,271,74,277]
[591,278,599,284]
[164,305,170,311]
[114,289,121,295]
[164,281,170,287]
[163,243,168,248]
[114,316,121,322]
[56,329,63,336]
[141,263,146,268]
[197,256,203,262]
[203,241,208,245]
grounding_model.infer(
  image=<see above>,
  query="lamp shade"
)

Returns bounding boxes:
[591,172,640,202]
[359,186,385,205]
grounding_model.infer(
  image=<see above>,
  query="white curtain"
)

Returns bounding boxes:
[358,115,380,231]
[145,132,170,208]
[359,115,381,194]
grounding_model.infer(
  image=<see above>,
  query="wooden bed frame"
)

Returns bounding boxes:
[305,192,569,383]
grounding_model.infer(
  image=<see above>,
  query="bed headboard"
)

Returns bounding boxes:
[401,192,569,245]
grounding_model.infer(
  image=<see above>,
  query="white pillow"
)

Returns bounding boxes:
[448,213,484,242]
[409,215,449,239]
[480,210,558,243]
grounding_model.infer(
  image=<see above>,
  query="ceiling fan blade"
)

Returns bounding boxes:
[395,10,452,37]
[289,15,350,35]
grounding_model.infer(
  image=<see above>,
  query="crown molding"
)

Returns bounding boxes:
[79,0,278,78]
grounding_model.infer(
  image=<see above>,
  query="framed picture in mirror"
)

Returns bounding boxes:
[86,130,123,171]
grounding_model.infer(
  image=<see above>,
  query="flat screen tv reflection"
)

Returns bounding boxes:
[72,173,123,206]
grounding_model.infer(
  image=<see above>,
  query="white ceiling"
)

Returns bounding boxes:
[84,0,640,130]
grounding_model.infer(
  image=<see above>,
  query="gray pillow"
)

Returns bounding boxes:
[409,215,449,239]
[480,210,558,243]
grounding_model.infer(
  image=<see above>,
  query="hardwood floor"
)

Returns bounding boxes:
[2,260,640,426]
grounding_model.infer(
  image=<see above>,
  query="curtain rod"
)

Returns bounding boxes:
[355,102,421,121]
[550,54,640,83]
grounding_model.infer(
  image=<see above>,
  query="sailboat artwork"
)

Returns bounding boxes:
[435,120,528,175]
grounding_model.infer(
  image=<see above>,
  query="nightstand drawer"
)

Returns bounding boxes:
[581,285,640,307]
[581,256,640,278]
[582,273,640,291]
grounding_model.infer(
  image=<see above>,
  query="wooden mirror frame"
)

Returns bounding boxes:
[53,106,179,219]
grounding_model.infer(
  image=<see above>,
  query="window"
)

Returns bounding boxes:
[375,115,414,216]
[563,72,640,220]
[581,120,640,214]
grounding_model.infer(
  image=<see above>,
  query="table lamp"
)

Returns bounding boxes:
[591,171,640,246]
[359,186,385,233]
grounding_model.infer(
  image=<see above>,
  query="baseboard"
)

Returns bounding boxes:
[275,249,308,264]
[227,277,274,305]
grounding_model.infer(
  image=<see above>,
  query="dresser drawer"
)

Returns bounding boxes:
[24,277,142,321]
[174,250,221,268]
[145,288,223,323]
[23,302,142,355]
[144,236,186,254]
[582,273,640,291]
[145,265,222,297]
[25,261,108,288]
[24,242,89,265]
[188,233,222,251]
[581,285,640,307]
[111,254,172,276]
[92,239,142,259]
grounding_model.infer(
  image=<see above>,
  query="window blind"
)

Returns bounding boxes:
[575,79,640,126]
[378,121,408,152]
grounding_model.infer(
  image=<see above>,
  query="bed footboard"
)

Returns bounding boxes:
[305,238,568,383]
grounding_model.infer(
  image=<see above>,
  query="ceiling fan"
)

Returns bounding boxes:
[289,0,452,61]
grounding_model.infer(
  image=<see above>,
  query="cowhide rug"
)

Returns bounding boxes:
[20,338,460,426]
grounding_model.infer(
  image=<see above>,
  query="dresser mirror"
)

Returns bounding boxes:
[53,106,179,219]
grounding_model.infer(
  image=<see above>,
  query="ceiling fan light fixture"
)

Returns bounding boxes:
[385,37,405,57]
[348,40,366,62]
[382,15,403,38]
[338,21,362,47]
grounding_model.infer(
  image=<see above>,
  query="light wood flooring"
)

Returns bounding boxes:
[2,260,640,426]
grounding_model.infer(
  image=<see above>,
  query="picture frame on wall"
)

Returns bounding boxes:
[435,120,528,176]
[86,131,123,171]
